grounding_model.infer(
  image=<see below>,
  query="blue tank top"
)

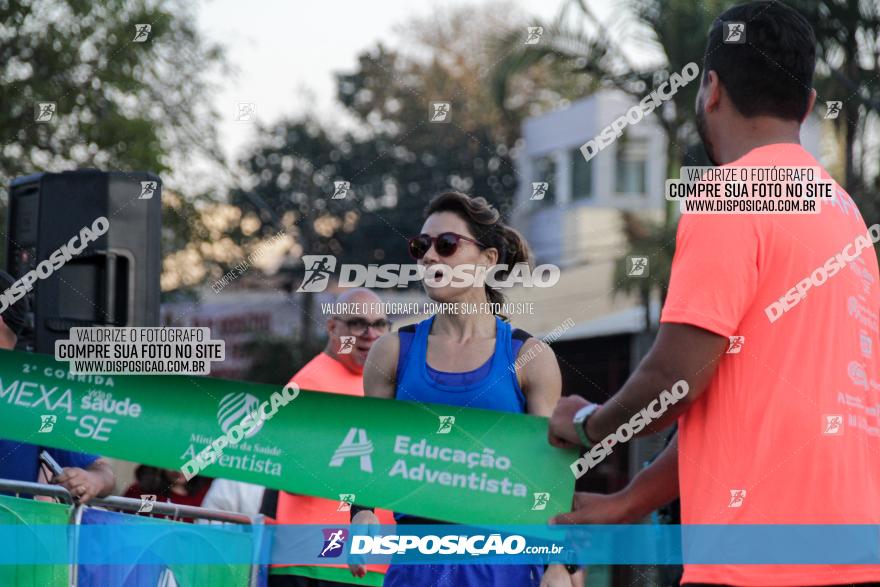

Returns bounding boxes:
[387,316,543,587]
[395,315,528,412]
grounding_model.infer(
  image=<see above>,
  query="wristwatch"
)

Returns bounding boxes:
[572,403,601,448]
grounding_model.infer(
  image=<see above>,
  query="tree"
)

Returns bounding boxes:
[0,0,225,272]
[787,0,880,208]
[232,3,577,343]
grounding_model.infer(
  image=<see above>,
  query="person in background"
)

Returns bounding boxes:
[263,288,395,587]
[123,466,212,523]
[0,270,116,502]
[199,478,265,519]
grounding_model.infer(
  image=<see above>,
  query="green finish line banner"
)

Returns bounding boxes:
[0,349,575,525]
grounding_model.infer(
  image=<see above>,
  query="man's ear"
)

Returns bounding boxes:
[326,317,338,337]
[705,71,722,112]
[801,89,817,123]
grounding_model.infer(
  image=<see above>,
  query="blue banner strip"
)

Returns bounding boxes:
[1,524,878,565]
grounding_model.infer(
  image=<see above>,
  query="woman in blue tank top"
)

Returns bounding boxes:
[349,192,577,587]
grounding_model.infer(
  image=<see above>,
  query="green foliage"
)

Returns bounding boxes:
[0,0,225,269]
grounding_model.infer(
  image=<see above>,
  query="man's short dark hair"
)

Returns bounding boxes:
[704,1,816,121]
[0,270,28,336]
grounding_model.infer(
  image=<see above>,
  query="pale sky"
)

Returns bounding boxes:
[193,0,595,181]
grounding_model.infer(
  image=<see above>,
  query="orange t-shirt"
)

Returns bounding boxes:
[290,352,364,397]
[661,143,880,586]
[275,352,393,574]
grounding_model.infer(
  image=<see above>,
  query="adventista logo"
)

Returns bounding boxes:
[218,393,265,439]
[319,528,348,558]
[329,427,374,472]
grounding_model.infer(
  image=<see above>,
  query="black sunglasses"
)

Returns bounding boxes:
[334,316,391,336]
[407,232,486,260]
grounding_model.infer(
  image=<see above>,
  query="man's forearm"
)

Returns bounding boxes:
[584,323,727,443]
[618,434,679,521]
[586,363,690,442]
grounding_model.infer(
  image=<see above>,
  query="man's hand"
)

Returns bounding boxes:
[540,563,574,587]
[548,395,591,448]
[52,467,105,504]
[550,491,638,525]
[349,510,380,578]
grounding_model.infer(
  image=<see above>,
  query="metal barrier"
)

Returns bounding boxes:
[0,478,265,587]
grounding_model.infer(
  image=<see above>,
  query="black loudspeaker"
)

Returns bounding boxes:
[6,170,161,353]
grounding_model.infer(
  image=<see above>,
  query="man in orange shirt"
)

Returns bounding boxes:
[549,2,880,586]
[268,288,394,587]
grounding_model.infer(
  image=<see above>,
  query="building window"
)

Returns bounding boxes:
[615,138,648,196]
[531,155,555,204]
[571,148,592,200]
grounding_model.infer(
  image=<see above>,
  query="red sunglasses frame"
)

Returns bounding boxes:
[407,232,486,260]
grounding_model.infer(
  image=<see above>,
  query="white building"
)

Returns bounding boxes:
[513,90,822,270]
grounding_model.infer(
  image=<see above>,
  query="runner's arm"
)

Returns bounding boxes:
[362,332,399,399]
[516,337,563,417]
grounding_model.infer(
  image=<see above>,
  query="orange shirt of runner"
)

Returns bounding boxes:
[662,143,880,586]
[274,352,394,575]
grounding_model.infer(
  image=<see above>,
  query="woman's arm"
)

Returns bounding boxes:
[515,338,563,417]
[362,332,400,399]
[514,340,579,586]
